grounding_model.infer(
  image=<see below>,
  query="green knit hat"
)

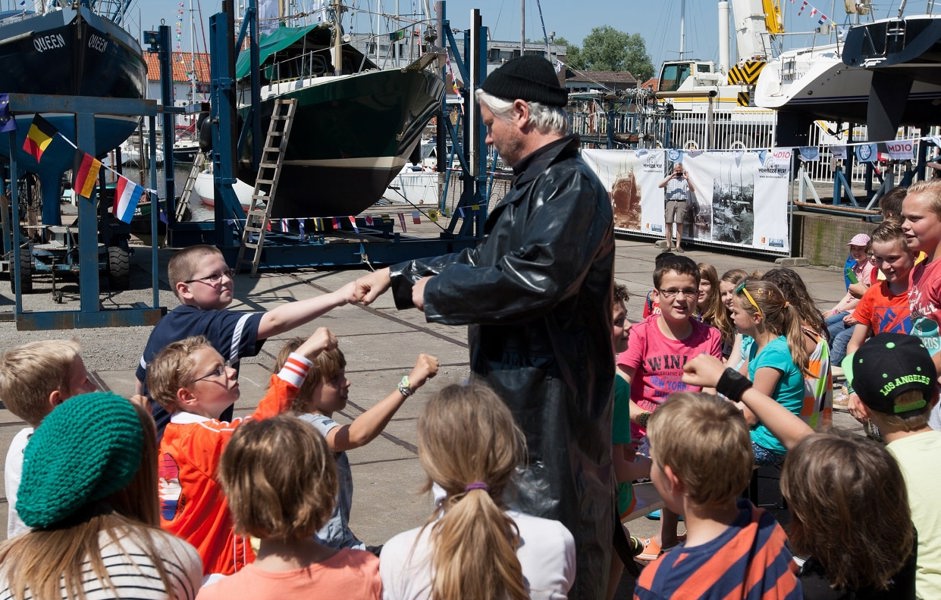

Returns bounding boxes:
[17,391,144,528]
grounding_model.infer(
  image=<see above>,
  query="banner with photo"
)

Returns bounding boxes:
[582,148,791,254]
[582,148,666,235]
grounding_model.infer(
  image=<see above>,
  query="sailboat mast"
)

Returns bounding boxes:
[333,0,343,74]
[520,0,525,53]
[190,0,197,108]
[679,0,686,58]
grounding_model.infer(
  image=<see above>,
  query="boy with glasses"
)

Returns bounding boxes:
[617,255,722,561]
[135,244,356,431]
[146,327,336,576]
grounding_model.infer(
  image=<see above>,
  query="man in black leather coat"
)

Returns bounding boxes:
[354,55,616,599]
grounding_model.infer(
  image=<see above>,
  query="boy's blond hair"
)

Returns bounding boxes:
[0,340,82,427]
[647,392,753,506]
[873,390,931,431]
[167,245,223,299]
[274,339,346,413]
[219,415,337,540]
[906,180,941,218]
[146,336,213,412]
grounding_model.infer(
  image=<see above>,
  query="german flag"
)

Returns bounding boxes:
[22,114,57,162]
[73,151,102,199]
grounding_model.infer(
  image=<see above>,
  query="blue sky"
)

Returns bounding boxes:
[129,0,913,70]
[129,0,716,68]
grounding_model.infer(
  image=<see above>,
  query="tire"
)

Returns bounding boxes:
[107,245,130,290]
[10,244,32,294]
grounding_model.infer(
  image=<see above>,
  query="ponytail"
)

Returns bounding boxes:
[415,384,529,600]
[428,488,527,600]
[781,303,812,376]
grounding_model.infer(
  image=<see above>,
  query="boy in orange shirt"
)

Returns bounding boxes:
[147,327,336,576]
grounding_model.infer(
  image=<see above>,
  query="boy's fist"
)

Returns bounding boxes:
[409,353,439,389]
[298,327,337,358]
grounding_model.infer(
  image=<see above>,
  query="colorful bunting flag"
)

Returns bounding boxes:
[158,197,169,224]
[397,213,407,232]
[348,216,359,233]
[0,94,15,133]
[72,151,102,198]
[113,175,145,223]
[798,147,820,161]
[331,216,340,230]
[23,114,57,162]
[364,215,374,227]
[412,211,421,224]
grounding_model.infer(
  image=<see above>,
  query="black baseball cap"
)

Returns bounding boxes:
[845,333,937,416]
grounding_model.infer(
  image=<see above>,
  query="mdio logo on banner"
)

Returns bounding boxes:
[884,140,915,161]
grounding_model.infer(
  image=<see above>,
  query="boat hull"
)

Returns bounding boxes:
[194,171,254,210]
[239,68,444,218]
[0,6,145,171]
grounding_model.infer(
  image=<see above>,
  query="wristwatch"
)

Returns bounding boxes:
[636,411,651,428]
[398,375,414,397]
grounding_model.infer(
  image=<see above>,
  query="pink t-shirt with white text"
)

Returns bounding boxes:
[617,315,723,416]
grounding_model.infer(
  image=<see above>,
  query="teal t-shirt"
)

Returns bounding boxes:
[612,376,634,516]
[747,336,804,455]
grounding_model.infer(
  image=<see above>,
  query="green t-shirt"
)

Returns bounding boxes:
[613,376,635,517]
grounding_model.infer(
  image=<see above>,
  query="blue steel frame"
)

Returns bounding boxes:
[3,94,164,330]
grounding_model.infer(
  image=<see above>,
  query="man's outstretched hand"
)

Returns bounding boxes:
[354,268,392,305]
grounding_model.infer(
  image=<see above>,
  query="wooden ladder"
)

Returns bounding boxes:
[175,151,206,222]
[235,98,297,276]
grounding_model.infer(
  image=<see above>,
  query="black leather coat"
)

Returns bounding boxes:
[390,135,616,599]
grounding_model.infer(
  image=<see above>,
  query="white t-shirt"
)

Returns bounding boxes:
[0,527,203,599]
[888,430,941,600]
[379,510,575,600]
[4,427,32,538]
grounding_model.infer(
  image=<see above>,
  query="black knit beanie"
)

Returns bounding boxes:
[480,55,568,107]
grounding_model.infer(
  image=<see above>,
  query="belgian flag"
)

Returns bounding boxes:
[22,114,57,162]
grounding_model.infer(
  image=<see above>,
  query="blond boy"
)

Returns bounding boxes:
[634,392,801,599]
[147,327,336,576]
[136,244,355,428]
[0,340,96,537]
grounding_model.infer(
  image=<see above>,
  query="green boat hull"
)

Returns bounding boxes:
[239,67,444,218]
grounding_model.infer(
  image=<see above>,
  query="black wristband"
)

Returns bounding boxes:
[717,368,753,402]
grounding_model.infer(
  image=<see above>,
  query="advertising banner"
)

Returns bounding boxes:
[582,148,791,254]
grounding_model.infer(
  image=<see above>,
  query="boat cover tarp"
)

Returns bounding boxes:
[236,24,318,79]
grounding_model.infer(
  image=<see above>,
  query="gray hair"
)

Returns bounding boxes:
[474,89,569,136]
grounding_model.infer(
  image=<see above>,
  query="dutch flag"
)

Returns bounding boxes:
[114,175,144,224]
